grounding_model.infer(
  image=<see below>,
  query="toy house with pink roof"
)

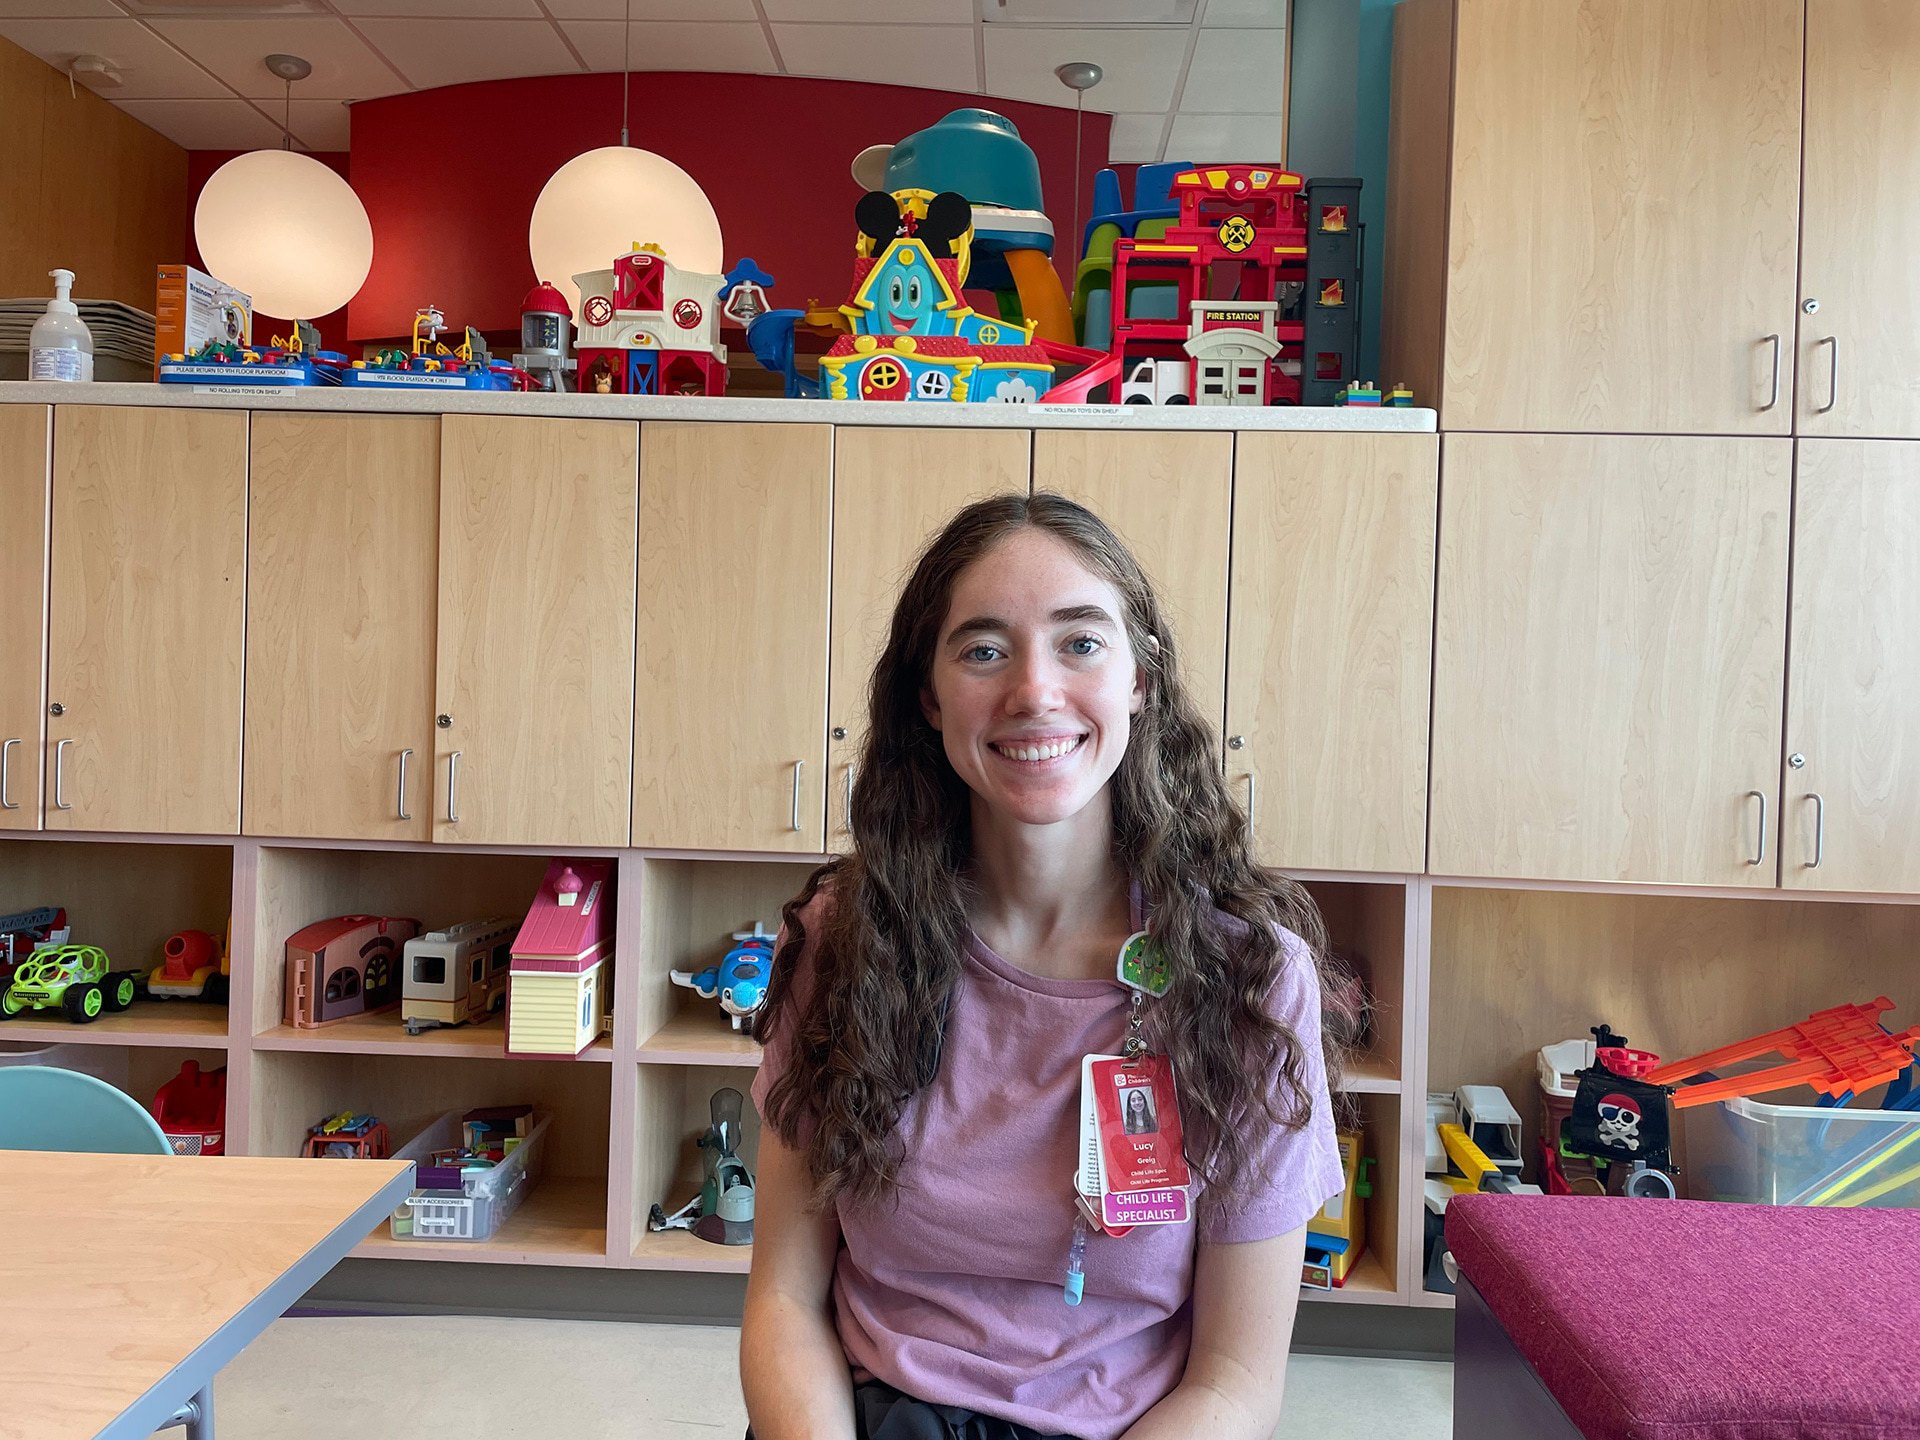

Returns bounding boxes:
[505,858,615,1058]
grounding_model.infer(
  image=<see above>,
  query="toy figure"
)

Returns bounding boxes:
[671,922,775,1031]
[647,1086,754,1245]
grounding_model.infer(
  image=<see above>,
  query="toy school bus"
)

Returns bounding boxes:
[402,917,520,1036]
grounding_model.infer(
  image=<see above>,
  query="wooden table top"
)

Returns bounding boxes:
[1,1152,412,1440]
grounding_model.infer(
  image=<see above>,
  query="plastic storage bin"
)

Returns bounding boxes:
[388,1110,548,1242]
[1682,1095,1920,1208]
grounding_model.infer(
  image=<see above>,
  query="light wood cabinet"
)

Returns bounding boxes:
[631,422,832,852]
[1799,0,1920,437]
[45,406,247,835]
[1226,433,1436,874]
[1391,0,1803,435]
[433,415,638,848]
[1032,429,1231,736]
[1781,440,1920,890]
[1430,434,1791,887]
[827,428,1029,846]
[244,415,439,842]
[0,406,48,831]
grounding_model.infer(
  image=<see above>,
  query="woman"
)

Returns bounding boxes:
[742,493,1345,1440]
[1122,1088,1156,1136]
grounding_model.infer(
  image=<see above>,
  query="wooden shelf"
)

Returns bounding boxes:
[637,1009,761,1066]
[0,1006,228,1048]
[254,1013,612,1062]
[632,1224,753,1274]
[1339,1054,1400,1093]
[351,1174,608,1267]
[1301,1248,1398,1304]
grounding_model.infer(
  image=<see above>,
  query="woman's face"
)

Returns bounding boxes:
[1127,1091,1147,1120]
[922,529,1145,831]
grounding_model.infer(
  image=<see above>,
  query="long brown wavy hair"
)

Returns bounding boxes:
[754,492,1339,1216]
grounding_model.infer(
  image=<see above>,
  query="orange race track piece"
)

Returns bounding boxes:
[1644,998,1920,1109]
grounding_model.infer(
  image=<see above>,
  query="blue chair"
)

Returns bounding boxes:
[0,1066,214,1438]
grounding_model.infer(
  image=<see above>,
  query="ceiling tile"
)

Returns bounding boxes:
[1165,110,1282,163]
[544,0,759,16]
[1107,112,1164,164]
[1182,26,1285,111]
[333,0,542,14]
[761,0,970,19]
[1202,0,1287,26]
[150,17,404,100]
[290,96,353,150]
[0,1,122,15]
[773,23,976,94]
[350,18,581,90]
[983,27,1181,112]
[0,18,229,99]
[559,19,775,74]
[113,98,285,152]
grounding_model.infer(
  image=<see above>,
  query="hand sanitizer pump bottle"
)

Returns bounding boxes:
[29,269,94,382]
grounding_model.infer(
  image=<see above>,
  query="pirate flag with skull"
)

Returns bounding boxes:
[1566,1065,1673,1169]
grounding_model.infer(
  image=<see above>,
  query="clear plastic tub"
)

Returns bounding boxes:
[388,1110,548,1242]
[1682,1095,1920,1208]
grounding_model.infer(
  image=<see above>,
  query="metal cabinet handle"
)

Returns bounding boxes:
[53,739,72,811]
[1818,336,1839,414]
[1761,333,1781,411]
[790,759,803,833]
[396,748,413,821]
[1746,789,1766,865]
[1243,771,1256,836]
[445,751,461,824]
[1807,792,1825,869]
[0,738,17,810]
[843,763,856,833]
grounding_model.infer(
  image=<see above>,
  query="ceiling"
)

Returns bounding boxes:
[0,0,1287,164]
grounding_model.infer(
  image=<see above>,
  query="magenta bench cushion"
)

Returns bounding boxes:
[1447,1194,1920,1440]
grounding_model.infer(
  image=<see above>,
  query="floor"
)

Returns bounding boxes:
[213,1315,1452,1438]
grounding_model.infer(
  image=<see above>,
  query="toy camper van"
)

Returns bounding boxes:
[284,914,422,1028]
[402,916,520,1035]
[505,860,615,1058]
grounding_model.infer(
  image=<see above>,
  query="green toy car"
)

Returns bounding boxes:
[0,944,141,1023]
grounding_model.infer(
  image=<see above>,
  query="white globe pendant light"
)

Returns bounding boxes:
[192,55,372,320]
[527,0,722,319]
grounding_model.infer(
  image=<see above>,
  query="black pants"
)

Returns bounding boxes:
[747,1379,1076,1440]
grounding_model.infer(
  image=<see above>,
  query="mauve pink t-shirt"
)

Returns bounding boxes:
[751,887,1345,1440]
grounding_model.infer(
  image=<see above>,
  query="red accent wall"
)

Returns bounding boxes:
[182,73,1109,343]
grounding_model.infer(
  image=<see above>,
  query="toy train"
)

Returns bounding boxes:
[401,916,520,1036]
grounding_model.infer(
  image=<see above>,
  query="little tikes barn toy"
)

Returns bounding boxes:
[1,943,141,1022]
[671,922,775,1032]
[514,281,576,393]
[152,1060,227,1155]
[284,915,422,1028]
[573,244,729,397]
[506,859,615,1058]
[401,916,519,1036]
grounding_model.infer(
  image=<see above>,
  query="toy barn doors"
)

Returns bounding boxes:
[630,422,831,852]
[435,415,639,846]
[827,428,1031,850]
[245,414,438,841]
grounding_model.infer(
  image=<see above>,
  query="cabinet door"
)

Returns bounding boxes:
[828,428,1029,847]
[46,407,247,834]
[434,415,638,847]
[1032,430,1231,737]
[1799,0,1920,437]
[631,422,832,852]
[1782,441,1920,890]
[1226,433,1436,874]
[0,405,49,831]
[1443,0,1802,434]
[1430,434,1790,886]
[245,415,438,841]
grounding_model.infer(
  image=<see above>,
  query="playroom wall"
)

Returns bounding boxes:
[0,34,187,308]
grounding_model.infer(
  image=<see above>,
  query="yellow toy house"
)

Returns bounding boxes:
[505,859,615,1058]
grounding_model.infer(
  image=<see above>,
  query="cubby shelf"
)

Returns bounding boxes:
[1339,1056,1399,1094]
[1302,1250,1396,1304]
[637,1011,760,1066]
[0,1008,229,1048]
[254,1016,613,1063]
[632,1228,754,1274]
[351,1175,609,1268]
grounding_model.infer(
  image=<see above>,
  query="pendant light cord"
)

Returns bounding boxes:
[620,0,631,147]
[1071,89,1083,275]
[282,75,292,151]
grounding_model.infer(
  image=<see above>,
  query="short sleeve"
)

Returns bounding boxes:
[1200,927,1348,1244]
[749,886,833,1134]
